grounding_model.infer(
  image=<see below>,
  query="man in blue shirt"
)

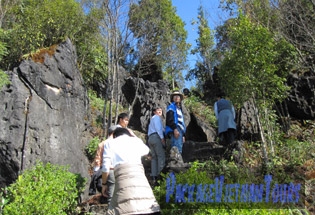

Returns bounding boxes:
[165,91,186,154]
[148,107,165,183]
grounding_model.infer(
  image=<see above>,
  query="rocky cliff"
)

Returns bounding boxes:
[0,39,91,196]
[1,38,314,203]
[287,72,315,119]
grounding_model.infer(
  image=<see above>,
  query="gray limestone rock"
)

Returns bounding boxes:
[0,39,91,199]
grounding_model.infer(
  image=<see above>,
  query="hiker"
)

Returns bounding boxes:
[165,90,186,154]
[101,127,161,215]
[88,125,117,204]
[116,112,135,136]
[147,107,165,184]
[214,92,237,146]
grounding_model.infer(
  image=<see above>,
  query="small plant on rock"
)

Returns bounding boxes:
[85,136,101,161]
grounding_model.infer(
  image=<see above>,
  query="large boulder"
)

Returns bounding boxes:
[122,77,217,143]
[186,113,217,142]
[238,99,260,141]
[287,73,315,119]
[122,77,191,133]
[0,39,91,197]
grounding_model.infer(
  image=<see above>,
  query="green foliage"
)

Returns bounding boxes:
[85,136,101,161]
[88,89,125,131]
[2,162,86,215]
[218,13,296,107]
[241,136,315,186]
[75,8,108,87]
[79,42,107,87]
[129,0,189,89]
[153,161,216,213]
[153,119,314,214]
[0,71,9,89]
[188,5,215,85]
[88,90,105,112]
[0,29,8,58]
[0,188,9,214]
[277,138,315,168]
[2,0,85,68]
[184,95,217,127]
[286,121,315,144]
[88,90,106,130]
[0,28,10,88]
[217,13,298,165]
[154,160,305,215]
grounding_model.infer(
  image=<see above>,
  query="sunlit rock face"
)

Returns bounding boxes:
[0,39,91,197]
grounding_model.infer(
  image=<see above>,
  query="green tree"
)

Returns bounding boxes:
[161,0,189,89]
[129,0,189,89]
[220,0,315,74]
[128,0,162,81]
[0,0,18,86]
[187,5,216,91]
[218,14,297,164]
[220,0,279,28]
[80,0,136,136]
[278,0,315,73]
[2,0,85,69]
[75,4,108,88]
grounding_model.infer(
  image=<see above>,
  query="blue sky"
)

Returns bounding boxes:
[171,0,230,89]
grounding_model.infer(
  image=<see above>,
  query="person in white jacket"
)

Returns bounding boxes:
[101,127,160,215]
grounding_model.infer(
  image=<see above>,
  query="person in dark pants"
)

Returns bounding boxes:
[147,107,165,184]
[165,91,186,154]
[214,93,237,147]
[88,125,117,204]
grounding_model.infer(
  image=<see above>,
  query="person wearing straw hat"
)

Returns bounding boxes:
[165,90,186,154]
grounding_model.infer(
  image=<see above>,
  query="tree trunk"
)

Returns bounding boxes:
[102,97,108,138]
[252,96,268,165]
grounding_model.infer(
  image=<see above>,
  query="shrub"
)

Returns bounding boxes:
[87,89,126,137]
[88,90,104,112]
[153,161,306,215]
[0,187,9,214]
[85,136,101,161]
[0,71,9,88]
[183,95,217,128]
[2,162,86,215]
